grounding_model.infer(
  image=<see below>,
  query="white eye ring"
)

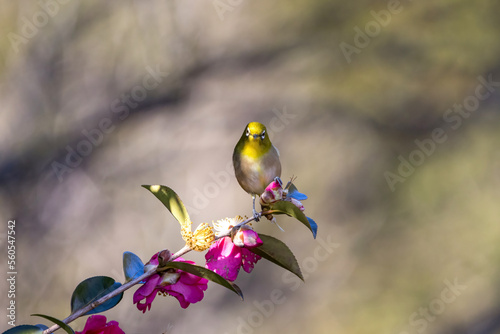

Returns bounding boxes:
[246,128,250,137]
[260,130,265,140]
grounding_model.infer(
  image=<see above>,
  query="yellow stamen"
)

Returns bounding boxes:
[183,222,215,252]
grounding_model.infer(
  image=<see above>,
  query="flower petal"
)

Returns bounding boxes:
[79,315,107,333]
[133,274,161,303]
[165,290,190,309]
[136,289,158,313]
[205,237,243,281]
[241,229,263,248]
[241,248,261,273]
[165,278,206,305]
[76,315,125,334]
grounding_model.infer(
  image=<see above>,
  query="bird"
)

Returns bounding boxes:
[233,121,281,219]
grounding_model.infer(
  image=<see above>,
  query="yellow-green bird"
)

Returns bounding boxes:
[233,122,281,218]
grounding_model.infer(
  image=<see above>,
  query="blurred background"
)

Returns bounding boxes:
[1,0,500,333]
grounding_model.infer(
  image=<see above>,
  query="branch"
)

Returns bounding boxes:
[42,212,269,333]
[43,267,156,334]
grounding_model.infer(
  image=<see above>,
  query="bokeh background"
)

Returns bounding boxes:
[1,0,500,333]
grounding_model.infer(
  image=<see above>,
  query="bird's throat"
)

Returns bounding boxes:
[241,141,270,159]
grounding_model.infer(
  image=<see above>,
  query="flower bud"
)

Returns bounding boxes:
[260,180,284,205]
[290,198,305,211]
[232,225,263,248]
[157,249,172,266]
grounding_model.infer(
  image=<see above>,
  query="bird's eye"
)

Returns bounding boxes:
[260,130,266,140]
[246,128,250,137]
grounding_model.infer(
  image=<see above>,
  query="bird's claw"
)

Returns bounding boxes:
[252,209,261,222]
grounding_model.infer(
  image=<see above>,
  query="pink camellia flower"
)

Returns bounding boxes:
[76,315,124,334]
[133,254,208,312]
[206,217,262,281]
[205,236,261,281]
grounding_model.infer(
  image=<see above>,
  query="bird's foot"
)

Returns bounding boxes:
[252,209,261,222]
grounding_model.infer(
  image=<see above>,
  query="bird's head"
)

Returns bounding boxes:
[241,121,272,149]
[245,122,269,142]
[235,122,273,158]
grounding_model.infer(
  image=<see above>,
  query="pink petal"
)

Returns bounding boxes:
[165,279,206,305]
[148,253,160,266]
[241,248,261,273]
[101,321,125,334]
[266,180,282,192]
[219,237,239,257]
[166,274,207,299]
[133,274,162,313]
[165,290,190,309]
[135,289,158,313]
[205,238,242,281]
[76,315,125,334]
[79,315,107,333]
[175,269,207,286]
[241,229,263,248]
[132,274,161,303]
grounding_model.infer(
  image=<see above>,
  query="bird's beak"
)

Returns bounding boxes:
[252,134,260,139]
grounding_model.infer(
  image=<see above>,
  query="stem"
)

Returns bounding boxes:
[170,244,191,261]
[42,211,271,333]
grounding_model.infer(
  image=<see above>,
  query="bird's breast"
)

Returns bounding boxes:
[235,146,281,195]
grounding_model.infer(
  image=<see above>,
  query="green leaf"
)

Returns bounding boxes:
[123,251,145,283]
[33,325,48,331]
[31,314,74,334]
[269,201,317,238]
[2,325,44,334]
[142,185,191,226]
[249,234,303,281]
[160,261,243,300]
[70,276,123,315]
